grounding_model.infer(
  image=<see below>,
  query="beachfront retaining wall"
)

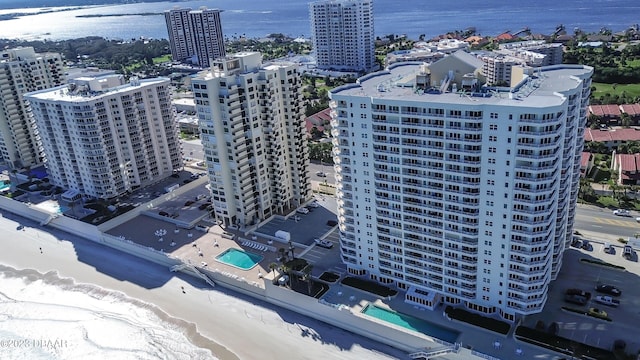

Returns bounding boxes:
[263,281,436,353]
[0,196,51,224]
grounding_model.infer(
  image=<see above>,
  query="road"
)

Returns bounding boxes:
[181,139,205,162]
[575,204,639,241]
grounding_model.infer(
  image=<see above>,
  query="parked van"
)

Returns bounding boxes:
[623,245,634,259]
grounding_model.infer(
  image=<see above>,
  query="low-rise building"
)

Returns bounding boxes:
[584,128,640,150]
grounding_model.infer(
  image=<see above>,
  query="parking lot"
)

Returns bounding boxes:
[524,242,640,354]
[253,195,338,247]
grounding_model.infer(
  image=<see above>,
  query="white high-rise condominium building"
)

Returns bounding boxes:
[164,7,226,68]
[0,47,64,169]
[192,52,311,228]
[309,0,375,73]
[25,75,182,200]
[329,52,593,321]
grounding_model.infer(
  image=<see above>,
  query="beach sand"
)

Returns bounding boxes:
[0,211,405,360]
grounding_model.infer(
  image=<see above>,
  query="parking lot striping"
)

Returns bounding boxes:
[592,217,637,228]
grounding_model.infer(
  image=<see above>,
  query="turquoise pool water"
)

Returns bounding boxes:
[0,183,10,192]
[361,304,460,344]
[215,248,263,270]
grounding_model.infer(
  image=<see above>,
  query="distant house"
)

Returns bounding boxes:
[584,128,640,150]
[613,153,640,185]
[580,152,594,178]
[495,33,515,42]
[620,104,640,123]
[589,104,622,123]
[305,108,331,138]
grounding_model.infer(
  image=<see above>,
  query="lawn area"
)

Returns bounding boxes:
[591,82,640,100]
[153,54,172,64]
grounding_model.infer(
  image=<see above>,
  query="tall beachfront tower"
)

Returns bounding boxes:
[309,0,376,73]
[164,8,196,64]
[25,75,182,200]
[164,7,226,68]
[329,51,593,321]
[191,52,311,228]
[0,47,64,169]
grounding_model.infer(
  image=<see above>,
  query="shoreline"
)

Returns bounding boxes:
[0,264,228,359]
[0,211,403,360]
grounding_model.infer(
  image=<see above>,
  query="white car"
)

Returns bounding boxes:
[308,202,319,208]
[594,295,620,307]
[314,238,333,249]
[296,207,309,214]
[613,209,631,217]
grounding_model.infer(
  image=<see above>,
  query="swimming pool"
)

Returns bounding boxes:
[215,248,263,270]
[361,304,460,344]
[0,182,10,192]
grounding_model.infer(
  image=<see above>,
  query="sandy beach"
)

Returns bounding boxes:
[0,210,405,360]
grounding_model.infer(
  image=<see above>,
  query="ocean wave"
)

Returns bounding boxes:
[0,265,218,360]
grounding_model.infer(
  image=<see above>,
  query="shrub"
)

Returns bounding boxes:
[515,326,615,360]
[445,306,510,335]
[341,276,398,297]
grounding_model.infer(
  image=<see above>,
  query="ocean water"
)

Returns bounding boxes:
[0,265,217,360]
[0,0,638,41]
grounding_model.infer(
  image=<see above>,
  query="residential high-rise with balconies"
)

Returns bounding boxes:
[329,52,593,321]
[309,0,375,73]
[25,74,182,200]
[0,47,64,169]
[164,7,226,68]
[191,52,311,228]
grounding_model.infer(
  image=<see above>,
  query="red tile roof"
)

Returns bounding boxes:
[305,108,330,134]
[620,104,640,116]
[306,108,331,125]
[496,33,514,41]
[589,104,621,117]
[584,128,640,142]
[618,153,640,180]
[581,152,591,168]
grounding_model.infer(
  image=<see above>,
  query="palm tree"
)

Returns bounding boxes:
[279,262,292,288]
[268,262,278,276]
[610,182,622,200]
[301,264,314,296]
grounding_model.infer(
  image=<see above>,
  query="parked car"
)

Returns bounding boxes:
[315,171,327,177]
[588,307,608,319]
[314,238,333,249]
[623,245,634,259]
[566,288,591,300]
[595,284,622,296]
[613,209,631,217]
[326,220,338,226]
[308,202,319,208]
[581,240,592,251]
[564,294,588,306]
[594,295,620,307]
[603,242,614,254]
[296,207,309,214]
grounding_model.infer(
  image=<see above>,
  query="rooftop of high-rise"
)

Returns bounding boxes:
[332,51,593,107]
[25,75,168,102]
